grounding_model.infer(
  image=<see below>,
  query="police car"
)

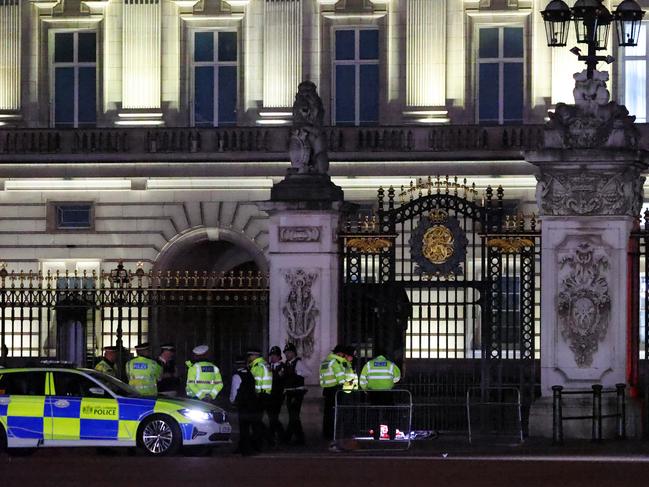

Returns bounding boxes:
[0,367,231,456]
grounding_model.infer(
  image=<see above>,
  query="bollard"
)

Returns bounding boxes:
[616,383,626,440]
[592,384,603,442]
[552,385,563,445]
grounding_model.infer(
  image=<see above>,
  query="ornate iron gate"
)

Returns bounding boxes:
[0,265,268,382]
[340,177,541,433]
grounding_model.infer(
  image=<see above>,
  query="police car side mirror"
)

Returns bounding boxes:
[89,387,105,396]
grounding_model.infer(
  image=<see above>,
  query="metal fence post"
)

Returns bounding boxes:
[552,385,563,445]
[592,384,603,442]
[616,383,626,440]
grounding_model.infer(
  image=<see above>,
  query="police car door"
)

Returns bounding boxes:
[0,371,47,446]
[48,371,119,443]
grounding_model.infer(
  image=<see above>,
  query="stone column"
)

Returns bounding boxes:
[527,69,647,438]
[0,0,21,124]
[119,0,163,125]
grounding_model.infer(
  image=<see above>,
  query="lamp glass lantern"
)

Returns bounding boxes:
[614,0,646,47]
[572,0,613,50]
[542,0,571,46]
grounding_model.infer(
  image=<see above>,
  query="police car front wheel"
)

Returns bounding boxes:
[137,414,181,456]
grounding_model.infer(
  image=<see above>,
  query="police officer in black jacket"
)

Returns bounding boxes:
[282,343,309,445]
[230,355,262,455]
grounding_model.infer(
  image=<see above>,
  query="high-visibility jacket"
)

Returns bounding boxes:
[319,353,347,388]
[359,355,401,390]
[94,358,117,377]
[343,367,359,392]
[126,356,162,395]
[185,360,223,400]
[250,357,272,394]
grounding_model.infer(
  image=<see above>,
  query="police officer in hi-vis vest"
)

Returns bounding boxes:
[126,343,162,396]
[185,345,223,402]
[359,349,401,440]
[319,344,351,441]
[95,345,118,377]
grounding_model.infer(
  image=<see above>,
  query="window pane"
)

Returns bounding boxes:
[0,372,46,396]
[479,63,499,123]
[625,59,646,122]
[194,31,214,62]
[626,23,646,56]
[194,66,214,127]
[479,28,499,58]
[359,64,379,124]
[359,29,379,60]
[503,27,524,58]
[55,33,74,63]
[218,66,237,125]
[218,31,237,62]
[335,65,356,125]
[56,204,92,229]
[55,67,75,127]
[336,30,355,60]
[503,63,523,122]
[78,67,96,125]
[78,32,96,63]
[53,372,99,397]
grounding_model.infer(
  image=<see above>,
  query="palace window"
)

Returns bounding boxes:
[622,23,648,123]
[333,28,379,126]
[192,30,238,127]
[52,31,97,128]
[477,26,524,124]
[48,202,94,231]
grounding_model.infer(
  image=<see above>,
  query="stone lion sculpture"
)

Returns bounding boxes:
[289,81,330,175]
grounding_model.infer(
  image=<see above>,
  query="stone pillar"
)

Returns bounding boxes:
[404,0,448,123]
[527,69,647,438]
[0,0,21,124]
[119,0,163,125]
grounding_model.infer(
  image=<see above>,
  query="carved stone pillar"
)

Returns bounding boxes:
[0,0,21,123]
[527,69,648,438]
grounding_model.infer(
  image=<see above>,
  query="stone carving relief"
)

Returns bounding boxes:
[536,172,645,217]
[282,269,319,358]
[557,243,610,368]
[545,70,639,149]
[279,226,321,243]
[288,81,330,175]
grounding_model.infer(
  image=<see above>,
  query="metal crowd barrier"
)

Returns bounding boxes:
[552,384,626,444]
[333,389,413,451]
[466,387,523,445]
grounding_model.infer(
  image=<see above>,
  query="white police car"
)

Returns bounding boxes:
[0,367,231,456]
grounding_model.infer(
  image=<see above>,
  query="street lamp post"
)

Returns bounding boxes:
[542,0,645,79]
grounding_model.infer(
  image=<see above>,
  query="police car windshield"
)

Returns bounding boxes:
[87,371,141,398]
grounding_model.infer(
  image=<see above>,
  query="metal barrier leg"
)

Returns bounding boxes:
[592,384,603,442]
[552,385,563,445]
[616,383,626,440]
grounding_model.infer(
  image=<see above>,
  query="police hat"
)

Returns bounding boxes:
[246,347,262,356]
[134,342,150,350]
[103,346,118,352]
[234,355,246,366]
[160,343,176,352]
[192,345,209,355]
[343,346,356,357]
[332,344,345,354]
[283,343,297,354]
[269,346,282,357]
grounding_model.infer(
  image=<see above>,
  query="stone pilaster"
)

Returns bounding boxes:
[0,0,21,123]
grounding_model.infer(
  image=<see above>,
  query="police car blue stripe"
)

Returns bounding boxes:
[80,418,119,440]
[117,398,156,421]
[180,423,194,441]
[45,397,81,418]
[0,402,7,416]
[7,416,43,439]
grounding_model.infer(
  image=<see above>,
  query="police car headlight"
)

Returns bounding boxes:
[178,408,212,422]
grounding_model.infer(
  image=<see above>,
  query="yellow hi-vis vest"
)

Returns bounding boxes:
[126,356,162,395]
[319,353,347,388]
[250,357,272,394]
[185,360,223,400]
[359,355,401,390]
[94,358,117,377]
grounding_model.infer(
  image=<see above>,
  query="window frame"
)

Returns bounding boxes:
[47,201,95,232]
[331,26,380,127]
[189,28,239,128]
[475,24,526,125]
[619,21,649,123]
[48,28,98,129]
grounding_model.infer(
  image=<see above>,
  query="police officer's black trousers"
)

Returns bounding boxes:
[322,386,341,440]
[265,394,285,443]
[238,410,264,454]
[284,391,305,444]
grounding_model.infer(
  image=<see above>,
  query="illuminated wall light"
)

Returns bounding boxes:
[263,0,302,108]
[5,179,132,191]
[256,119,291,125]
[114,120,165,126]
[122,0,161,109]
[118,112,164,119]
[0,0,20,110]
[259,111,293,118]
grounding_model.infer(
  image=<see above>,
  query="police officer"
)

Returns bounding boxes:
[319,345,349,440]
[282,343,309,445]
[157,343,179,397]
[126,342,162,395]
[185,345,223,401]
[247,348,273,446]
[95,345,118,377]
[359,349,401,440]
[342,346,358,393]
[266,346,285,443]
[230,355,260,455]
